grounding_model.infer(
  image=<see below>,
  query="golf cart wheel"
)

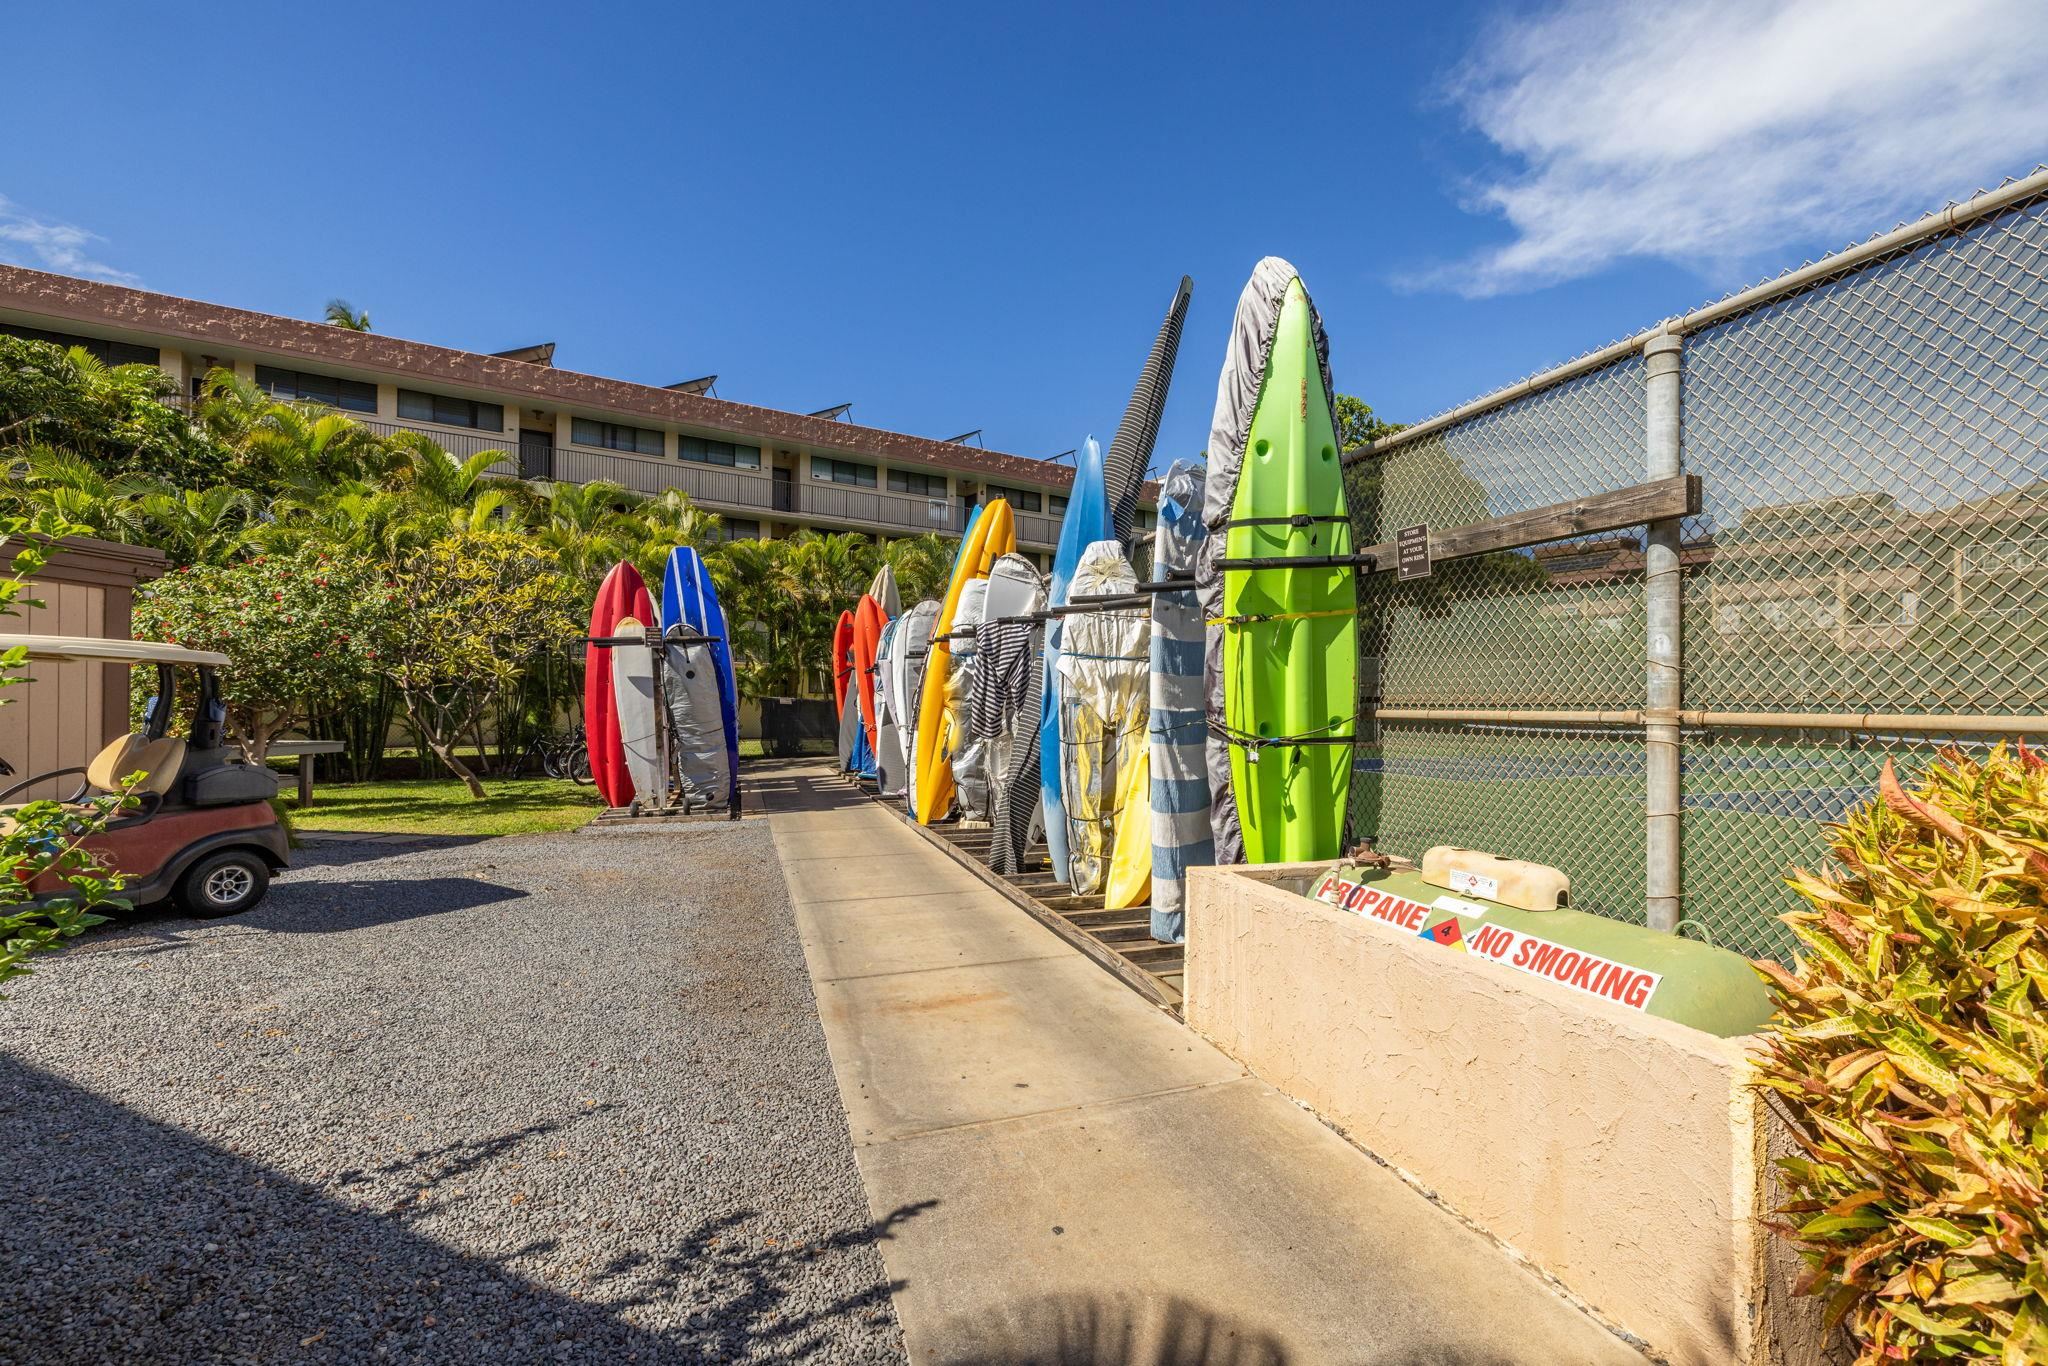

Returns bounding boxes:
[174,850,271,918]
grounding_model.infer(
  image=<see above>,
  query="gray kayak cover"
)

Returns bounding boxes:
[896,600,939,816]
[947,578,992,821]
[1103,276,1192,551]
[867,563,902,620]
[663,632,731,811]
[1197,256,1336,865]
[1148,460,1211,940]
[873,614,907,796]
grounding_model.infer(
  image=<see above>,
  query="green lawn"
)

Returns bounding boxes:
[286,777,604,837]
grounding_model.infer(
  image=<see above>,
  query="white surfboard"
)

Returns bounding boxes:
[611,616,663,808]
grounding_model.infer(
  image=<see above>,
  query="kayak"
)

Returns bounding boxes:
[585,561,655,810]
[660,546,740,815]
[1202,259,1355,864]
[914,499,1014,823]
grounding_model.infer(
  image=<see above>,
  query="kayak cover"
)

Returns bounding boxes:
[979,556,1047,875]
[896,600,939,814]
[1148,460,1211,940]
[1198,258,1354,864]
[662,625,730,809]
[945,578,991,818]
[611,615,662,807]
[1039,438,1109,879]
[660,546,740,814]
[914,499,1014,823]
[867,563,902,620]
[873,615,906,794]
[585,561,655,809]
[1056,541,1148,894]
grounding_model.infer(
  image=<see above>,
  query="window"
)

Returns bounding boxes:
[1049,493,1068,517]
[572,418,663,455]
[256,364,377,413]
[887,469,946,496]
[1136,508,1158,531]
[983,483,1042,512]
[721,518,761,541]
[2,324,158,367]
[397,388,503,431]
[813,457,877,487]
[678,435,761,469]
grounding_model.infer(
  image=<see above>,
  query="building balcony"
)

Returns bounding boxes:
[348,417,1059,547]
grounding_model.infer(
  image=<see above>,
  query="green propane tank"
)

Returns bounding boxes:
[1306,863,1773,1038]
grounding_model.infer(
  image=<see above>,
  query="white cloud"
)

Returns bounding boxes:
[0,196,140,285]
[1418,0,2048,296]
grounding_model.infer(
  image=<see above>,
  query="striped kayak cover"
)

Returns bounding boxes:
[1148,460,1211,941]
[985,618,1044,875]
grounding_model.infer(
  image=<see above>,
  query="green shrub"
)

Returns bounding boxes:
[1756,744,2048,1364]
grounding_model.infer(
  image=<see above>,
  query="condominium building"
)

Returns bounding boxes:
[0,265,1153,555]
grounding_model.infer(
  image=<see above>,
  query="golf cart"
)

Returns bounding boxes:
[0,635,289,917]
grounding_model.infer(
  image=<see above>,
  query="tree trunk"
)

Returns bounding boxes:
[401,693,488,799]
[426,733,488,799]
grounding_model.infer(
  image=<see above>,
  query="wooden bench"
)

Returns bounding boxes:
[269,739,346,805]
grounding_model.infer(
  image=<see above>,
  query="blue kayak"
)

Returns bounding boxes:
[1039,435,1109,883]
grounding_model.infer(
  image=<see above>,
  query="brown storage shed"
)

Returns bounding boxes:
[1,536,168,798]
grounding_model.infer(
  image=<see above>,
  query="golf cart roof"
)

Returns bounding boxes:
[0,634,230,668]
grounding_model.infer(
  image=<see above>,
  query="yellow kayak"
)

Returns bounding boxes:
[913,499,1014,822]
[1104,738,1151,909]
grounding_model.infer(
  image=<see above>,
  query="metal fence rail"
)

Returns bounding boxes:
[1346,167,2048,961]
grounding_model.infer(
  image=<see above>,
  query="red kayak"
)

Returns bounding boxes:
[831,609,856,715]
[852,595,887,757]
[585,561,655,809]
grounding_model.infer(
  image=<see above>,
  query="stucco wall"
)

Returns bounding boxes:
[1183,863,1846,1366]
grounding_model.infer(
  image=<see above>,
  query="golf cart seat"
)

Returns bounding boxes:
[0,732,187,827]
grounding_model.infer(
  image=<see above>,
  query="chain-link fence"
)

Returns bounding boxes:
[1346,172,2048,962]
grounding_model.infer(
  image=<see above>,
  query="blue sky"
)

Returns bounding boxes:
[4,1,2044,469]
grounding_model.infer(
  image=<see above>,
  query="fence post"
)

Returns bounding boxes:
[1643,331,1684,933]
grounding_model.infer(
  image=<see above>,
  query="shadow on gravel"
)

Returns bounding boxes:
[72,877,528,950]
[289,835,493,868]
[252,876,529,933]
[0,1055,922,1363]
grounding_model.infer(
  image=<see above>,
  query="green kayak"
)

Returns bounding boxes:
[1222,274,1355,863]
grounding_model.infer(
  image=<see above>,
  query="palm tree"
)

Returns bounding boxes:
[1,446,161,542]
[130,485,261,564]
[324,299,371,332]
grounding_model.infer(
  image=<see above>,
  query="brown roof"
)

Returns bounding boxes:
[0,264,1099,491]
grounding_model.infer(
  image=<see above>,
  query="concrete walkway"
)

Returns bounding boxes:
[758,762,1643,1366]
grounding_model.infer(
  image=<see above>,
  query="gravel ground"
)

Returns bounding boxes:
[0,819,908,1364]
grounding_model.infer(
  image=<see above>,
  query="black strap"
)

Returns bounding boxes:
[1217,552,1377,572]
[1225,514,1349,529]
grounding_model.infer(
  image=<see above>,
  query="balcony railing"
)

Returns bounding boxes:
[174,398,1064,545]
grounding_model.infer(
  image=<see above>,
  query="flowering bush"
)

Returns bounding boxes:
[133,545,392,761]
[1,512,128,994]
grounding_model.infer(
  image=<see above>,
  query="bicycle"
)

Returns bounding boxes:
[514,726,593,784]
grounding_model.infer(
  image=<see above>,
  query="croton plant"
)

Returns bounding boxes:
[1756,745,2048,1365]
